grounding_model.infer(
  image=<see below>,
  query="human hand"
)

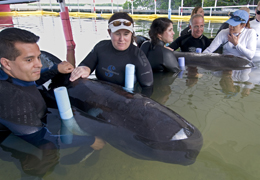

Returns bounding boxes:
[228,33,240,46]
[57,61,74,74]
[164,45,174,51]
[90,136,106,150]
[69,66,91,82]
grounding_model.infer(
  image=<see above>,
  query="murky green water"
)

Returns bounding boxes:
[1,16,260,180]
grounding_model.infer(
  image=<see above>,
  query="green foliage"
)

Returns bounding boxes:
[123,1,138,9]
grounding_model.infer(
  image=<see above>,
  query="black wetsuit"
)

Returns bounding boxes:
[216,22,229,36]
[140,40,180,73]
[0,67,95,147]
[79,40,153,88]
[169,34,211,52]
[180,26,191,36]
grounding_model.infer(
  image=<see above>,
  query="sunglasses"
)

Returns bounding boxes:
[110,21,132,27]
[257,10,260,15]
[230,14,245,22]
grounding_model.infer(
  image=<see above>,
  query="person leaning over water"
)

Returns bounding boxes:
[216,7,251,36]
[180,6,205,36]
[0,28,105,151]
[69,12,153,94]
[203,10,256,61]
[140,17,180,73]
[250,1,260,60]
[168,14,211,52]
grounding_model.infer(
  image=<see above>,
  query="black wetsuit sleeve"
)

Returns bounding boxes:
[140,40,151,56]
[162,49,180,73]
[0,118,43,136]
[135,50,153,88]
[169,36,182,50]
[36,64,59,85]
[180,26,191,36]
[0,119,95,149]
[216,22,229,36]
[79,46,99,75]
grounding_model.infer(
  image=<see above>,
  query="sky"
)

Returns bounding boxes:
[40,0,128,5]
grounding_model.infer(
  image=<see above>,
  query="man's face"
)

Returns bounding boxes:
[190,17,204,38]
[6,42,42,82]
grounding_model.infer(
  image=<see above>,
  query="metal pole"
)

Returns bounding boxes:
[181,0,183,16]
[93,0,96,13]
[214,0,217,11]
[131,0,133,14]
[57,0,66,12]
[154,0,156,14]
[112,0,113,14]
[168,0,171,19]
[57,0,76,67]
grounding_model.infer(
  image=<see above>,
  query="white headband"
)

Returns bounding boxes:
[108,19,134,33]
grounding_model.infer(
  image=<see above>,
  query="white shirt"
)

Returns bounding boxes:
[203,28,257,60]
[250,19,260,59]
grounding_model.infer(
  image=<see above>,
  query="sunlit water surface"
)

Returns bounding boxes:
[1,16,260,180]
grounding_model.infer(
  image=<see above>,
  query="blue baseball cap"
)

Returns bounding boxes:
[226,10,249,26]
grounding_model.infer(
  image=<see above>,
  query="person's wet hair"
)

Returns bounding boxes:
[149,17,173,45]
[0,27,39,61]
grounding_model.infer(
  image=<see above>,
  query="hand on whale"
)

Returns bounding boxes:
[40,50,203,165]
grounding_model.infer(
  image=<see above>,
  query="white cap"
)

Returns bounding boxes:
[108,19,134,33]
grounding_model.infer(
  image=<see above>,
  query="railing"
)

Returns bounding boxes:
[178,5,257,16]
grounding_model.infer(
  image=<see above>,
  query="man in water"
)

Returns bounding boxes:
[0,27,105,150]
[168,14,211,52]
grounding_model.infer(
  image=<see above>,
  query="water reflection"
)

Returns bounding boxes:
[186,67,203,88]
[151,72,178,104]
[212,67,260,99]
[0,109,101,178]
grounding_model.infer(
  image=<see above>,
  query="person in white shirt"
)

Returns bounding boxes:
[203,10,256,61]
[250,1,260,61]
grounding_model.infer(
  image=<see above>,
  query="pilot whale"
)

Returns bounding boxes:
[135,35,253,71]
[173,51,254,71]
[39,51,203,165]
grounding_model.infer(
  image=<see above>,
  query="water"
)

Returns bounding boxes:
[1,15,260,180]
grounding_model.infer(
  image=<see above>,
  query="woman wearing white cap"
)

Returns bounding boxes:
[250,1,260,60]
[203,10,256,61]
[70,12,153,94]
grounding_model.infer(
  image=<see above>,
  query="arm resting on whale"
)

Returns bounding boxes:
[0,118,101,150]
[70,45,98,82]
[69,66,91,82]
[37,61,74,85]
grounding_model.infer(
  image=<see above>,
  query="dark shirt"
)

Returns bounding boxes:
[79,40,153,88]
[216,22,229,36]
[140,40,180,73]
[169,34,211,52]
[180,26,191,36]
